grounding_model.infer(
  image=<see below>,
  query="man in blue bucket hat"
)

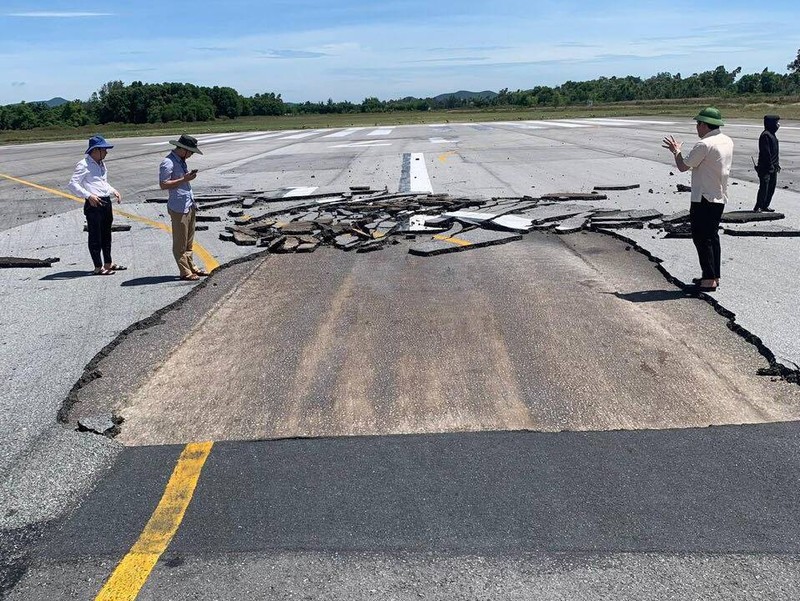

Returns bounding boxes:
[662,107,734,293]
[67,135,125,275]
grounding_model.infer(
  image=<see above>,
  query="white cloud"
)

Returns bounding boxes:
[7,12,113,18]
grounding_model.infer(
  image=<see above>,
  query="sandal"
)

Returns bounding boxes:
[180,273,200,281]
[192,269,210,276]
[107,264,128,271]
[91,268,115,276]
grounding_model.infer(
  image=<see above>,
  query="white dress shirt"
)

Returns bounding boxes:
[67,157,117,199]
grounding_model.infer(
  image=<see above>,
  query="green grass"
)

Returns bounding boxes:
[2,96,799,145]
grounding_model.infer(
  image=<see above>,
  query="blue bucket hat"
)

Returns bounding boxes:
[85,135,114,154]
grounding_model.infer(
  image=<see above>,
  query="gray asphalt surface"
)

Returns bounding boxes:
[2,117,800,598]
[11,424,800,599]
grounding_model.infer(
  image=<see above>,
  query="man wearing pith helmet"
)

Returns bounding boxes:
[662,107,734,293]
[159,134,208,281]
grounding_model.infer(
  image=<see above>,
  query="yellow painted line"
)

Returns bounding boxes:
[433,234,471,247]
[95,441,213,601]
[437,151,455,163]
[0,172,218,272]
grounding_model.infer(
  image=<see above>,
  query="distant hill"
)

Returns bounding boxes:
[432,90,497,102]
[41,97,69,107]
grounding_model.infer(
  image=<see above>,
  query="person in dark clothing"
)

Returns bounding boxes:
[753,115,780,212]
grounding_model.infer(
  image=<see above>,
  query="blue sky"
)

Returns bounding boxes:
[0,0,797,105]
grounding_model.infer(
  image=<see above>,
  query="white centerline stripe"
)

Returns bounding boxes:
[368,128,393,136]
[409,152,433,193]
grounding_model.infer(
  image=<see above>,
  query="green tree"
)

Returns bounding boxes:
[787,49,800,73]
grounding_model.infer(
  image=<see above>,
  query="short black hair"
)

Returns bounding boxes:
[707,123,720,130]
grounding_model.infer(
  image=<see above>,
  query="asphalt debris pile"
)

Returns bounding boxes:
[205,185,798,257]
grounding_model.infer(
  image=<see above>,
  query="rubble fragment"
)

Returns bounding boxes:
[555,212,592,234]
[723,224,800,237]
[593,184,640,191]
[77,414,122,437]
[591,209,662,223]
[0,256,60,268]
[541,192,607,201]
[721,211,785,223]
[409,229,522,256]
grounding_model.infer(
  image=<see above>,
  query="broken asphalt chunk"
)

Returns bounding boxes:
[592,209,662,223]
[555,212,593,234]
[77,414,122,437]
[721,211,785,223]
[409,229,522,257]
[723,223,800,237]
[541,192,607,201]
[0,256,60,268]
[593,184,640,191]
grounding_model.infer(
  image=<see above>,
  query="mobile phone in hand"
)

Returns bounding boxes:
[190,169,198,174]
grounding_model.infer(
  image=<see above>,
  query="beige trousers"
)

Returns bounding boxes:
[169,208,197,277]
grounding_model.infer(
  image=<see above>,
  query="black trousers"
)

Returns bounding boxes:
[690,198,724,280]
[755,171,778,210]
[84,198,113,268]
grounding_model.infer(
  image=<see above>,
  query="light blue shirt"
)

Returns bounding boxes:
[160,151,195,213]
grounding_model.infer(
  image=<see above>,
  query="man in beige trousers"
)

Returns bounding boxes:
[159,134,208,281]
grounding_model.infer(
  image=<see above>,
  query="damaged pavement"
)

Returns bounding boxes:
[185,186,800,258]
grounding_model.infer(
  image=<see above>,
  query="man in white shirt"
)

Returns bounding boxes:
[662,107,734,292]
[67,135,124,275]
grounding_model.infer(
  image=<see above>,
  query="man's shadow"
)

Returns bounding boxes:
[40,272,184,286]
[120,276,183,287]
[40,270,92,281]
[613,289,692,303]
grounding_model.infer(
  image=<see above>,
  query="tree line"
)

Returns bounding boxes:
[2,52,800,131]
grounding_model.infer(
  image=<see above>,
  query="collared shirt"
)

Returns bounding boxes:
[67,157,117,199]
[683,129,734,204]
[160,150,195,214]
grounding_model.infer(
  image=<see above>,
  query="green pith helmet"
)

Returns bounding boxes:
[694,107,724,126]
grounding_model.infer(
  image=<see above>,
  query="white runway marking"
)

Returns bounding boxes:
[279,130,321,140]
[283,186,319,197]
[331,140,393,148]
[197,132,245,144]
[573,118,678,126]
[429,137,459,144]
[368,128,393,136]
[409,152,433,193]
[237,131,295,141]
[322,128,362,138]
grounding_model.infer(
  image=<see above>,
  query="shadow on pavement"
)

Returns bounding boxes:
[39,270,91,280]
[613,289,690,303]
[120,275,181,287]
